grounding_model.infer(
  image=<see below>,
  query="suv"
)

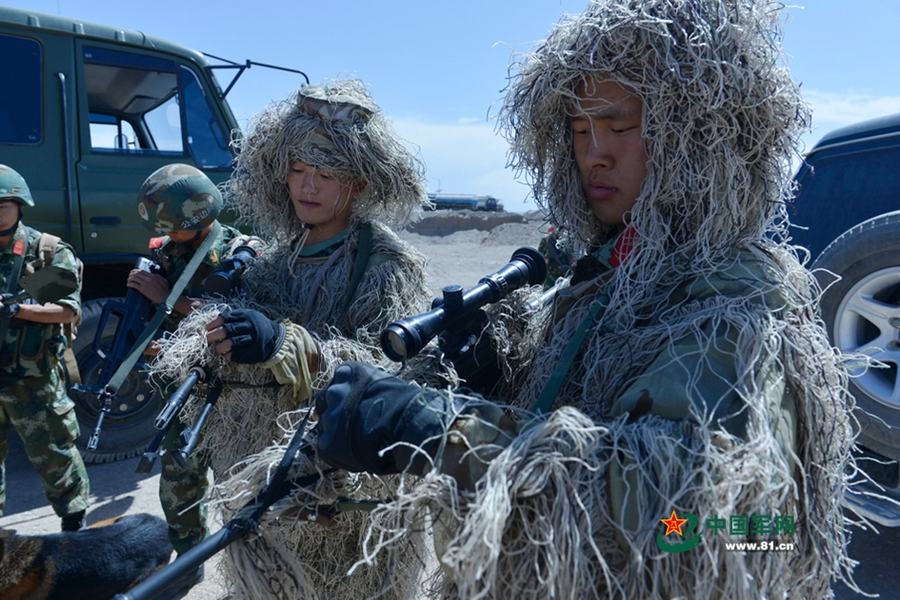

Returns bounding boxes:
[789,113,900,527]
[0,6,306,463]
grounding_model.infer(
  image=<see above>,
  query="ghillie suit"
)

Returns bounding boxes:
[150,80,445,598]
[338,1,859,599]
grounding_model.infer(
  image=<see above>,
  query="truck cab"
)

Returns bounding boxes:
[0,6,238,301]
[0,7,305,463]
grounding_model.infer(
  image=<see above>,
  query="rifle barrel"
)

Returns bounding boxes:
[154,368,203,430]
[112,520,252,600]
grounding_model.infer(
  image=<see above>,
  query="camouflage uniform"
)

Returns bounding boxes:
[136,162,248,555]
[153,222,242,555]
[537,231,576,289]
[0,222,90,520]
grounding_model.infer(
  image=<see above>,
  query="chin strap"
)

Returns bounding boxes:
[0,218,20,238]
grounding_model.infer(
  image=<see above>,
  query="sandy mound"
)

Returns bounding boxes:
[400,209,550,296]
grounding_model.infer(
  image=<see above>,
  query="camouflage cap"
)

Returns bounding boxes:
[0,164,34,207]
[138,163,222,234]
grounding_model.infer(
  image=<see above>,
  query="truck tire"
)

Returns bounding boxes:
[812,211,900,461]
[70,298,160,463]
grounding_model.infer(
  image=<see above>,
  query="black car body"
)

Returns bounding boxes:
[790,113,900,527]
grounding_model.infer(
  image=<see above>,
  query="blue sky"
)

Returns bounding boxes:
[8,1,900,213]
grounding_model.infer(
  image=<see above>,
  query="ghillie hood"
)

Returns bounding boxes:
[227,78,428,238]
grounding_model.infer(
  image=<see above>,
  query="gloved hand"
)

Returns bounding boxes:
[220,308,287,364]
[315,361,466,475]
[0,293,20,321]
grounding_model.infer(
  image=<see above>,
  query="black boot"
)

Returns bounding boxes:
[60,510,86,532]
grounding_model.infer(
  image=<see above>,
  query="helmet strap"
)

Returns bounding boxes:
[0,217,20,238]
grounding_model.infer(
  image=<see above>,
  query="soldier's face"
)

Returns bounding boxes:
[570,77,649,230]
[167,229,200,244]
[287,161,364,238]
[0,201,20,231]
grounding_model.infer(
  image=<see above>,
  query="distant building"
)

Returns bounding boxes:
[426,193,504,212]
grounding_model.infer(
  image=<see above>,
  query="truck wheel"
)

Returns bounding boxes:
[70,298,160,463]
[813,211,900,461]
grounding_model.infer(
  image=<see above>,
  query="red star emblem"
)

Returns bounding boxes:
[660,510,689,536]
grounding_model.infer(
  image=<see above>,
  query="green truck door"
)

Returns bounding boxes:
[0,27,75,246]
[73,41,234,259]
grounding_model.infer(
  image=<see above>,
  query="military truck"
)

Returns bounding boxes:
[0,6,306,462]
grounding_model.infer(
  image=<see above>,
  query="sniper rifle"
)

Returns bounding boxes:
[380,246,547,395]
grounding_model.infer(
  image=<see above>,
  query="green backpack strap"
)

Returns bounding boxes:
[105,221,222,396]
[339,222,374,321]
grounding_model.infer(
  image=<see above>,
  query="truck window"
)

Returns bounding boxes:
[0,33,42,145]
[89,112,140,150]
[181,66,232,169]
[83,46,232,167]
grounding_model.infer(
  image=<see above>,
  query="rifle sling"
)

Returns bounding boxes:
[338,222,373,322]
[104,221,222,396]
[530,289,610,415]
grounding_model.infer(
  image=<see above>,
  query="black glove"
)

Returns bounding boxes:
[0,293,20,321]
[315,361,466,475]
[220,308,287,364]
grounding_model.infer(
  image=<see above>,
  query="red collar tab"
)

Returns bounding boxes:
[148,237,165,250]
[609,226,637,269]
[12,239,25,256]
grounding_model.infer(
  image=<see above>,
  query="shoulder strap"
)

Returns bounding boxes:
[26,232,61,275]
[339,222,374,321]
[104,221,222,396]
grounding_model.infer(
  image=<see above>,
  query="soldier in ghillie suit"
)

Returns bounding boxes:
[0,164,90,533]
[150,79,439,598]
[304,1,859,599]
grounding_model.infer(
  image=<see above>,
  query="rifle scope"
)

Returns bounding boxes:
[380,246,546,362]
[205,244,260,296]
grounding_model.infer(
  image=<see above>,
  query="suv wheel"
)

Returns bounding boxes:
[813,211,900,461]
[70,298,159,463]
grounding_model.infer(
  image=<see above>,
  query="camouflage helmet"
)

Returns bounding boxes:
[137,163,222,234]
[0,164,34,207]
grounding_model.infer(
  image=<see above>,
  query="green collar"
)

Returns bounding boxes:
[297,229,349,258]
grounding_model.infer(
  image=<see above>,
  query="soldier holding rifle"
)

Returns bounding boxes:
[149,79,440,598]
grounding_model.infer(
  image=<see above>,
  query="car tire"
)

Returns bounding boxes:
[70,298,160,463]
[813,210,900,461]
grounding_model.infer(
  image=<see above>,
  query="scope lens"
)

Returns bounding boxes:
[386,330,407,360]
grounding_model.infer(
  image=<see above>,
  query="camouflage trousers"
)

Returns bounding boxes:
[0,364,91,518]
[158,382,210,556]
